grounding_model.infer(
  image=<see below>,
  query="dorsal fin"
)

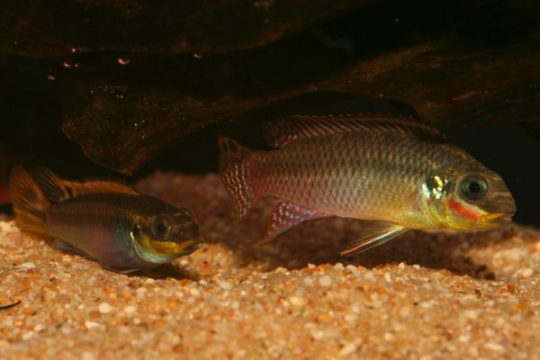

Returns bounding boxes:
[61,179,137,197]
[29,167,137,203]
[263,114,445,148]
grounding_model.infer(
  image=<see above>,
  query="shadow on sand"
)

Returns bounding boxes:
[211,210,524,281]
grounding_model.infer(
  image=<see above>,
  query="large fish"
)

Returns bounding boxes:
[10,166,200,272]
[219,114,516,255]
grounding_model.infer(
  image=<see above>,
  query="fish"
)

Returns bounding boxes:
[218,114,516,255]
[10,166,200,272]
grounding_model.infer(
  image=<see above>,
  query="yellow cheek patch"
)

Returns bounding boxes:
[148,239,187,255]
[136,234,198,256]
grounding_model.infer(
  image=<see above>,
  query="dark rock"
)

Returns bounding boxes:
[54,0,540,173]
[0,0,361,57]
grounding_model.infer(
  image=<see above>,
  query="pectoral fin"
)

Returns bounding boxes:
[53,239,87,257]
[260,202,332,245]
[341,222,407,256]
[54,239,145,273]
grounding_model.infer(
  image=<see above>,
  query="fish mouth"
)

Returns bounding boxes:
[179,225,201,255]
[481,212,513,227]
[176,237,202,255]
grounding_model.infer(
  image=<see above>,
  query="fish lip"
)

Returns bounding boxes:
[482,212,513,227]
[177,237,202,255]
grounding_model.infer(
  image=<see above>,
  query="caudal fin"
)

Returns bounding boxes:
[218,136,256,219]
[9,166,49,236]
[10,166,71,236]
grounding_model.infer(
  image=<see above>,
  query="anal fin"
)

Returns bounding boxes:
[260,202,332,245]
[341,222,407,256]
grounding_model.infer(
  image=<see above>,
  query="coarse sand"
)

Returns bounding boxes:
[1,172,539,359]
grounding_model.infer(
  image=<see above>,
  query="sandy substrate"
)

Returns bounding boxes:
[1,172,539,359]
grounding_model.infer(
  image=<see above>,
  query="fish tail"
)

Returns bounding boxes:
[218,136,256,218]
[9,166,50,236]
[10,166,71,236]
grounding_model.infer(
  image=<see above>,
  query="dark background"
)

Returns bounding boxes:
[0,0,538,225]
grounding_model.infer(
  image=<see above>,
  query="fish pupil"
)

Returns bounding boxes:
[468,182,481,194]
[156,222,167,235]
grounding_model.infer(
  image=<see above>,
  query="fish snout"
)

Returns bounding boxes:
[491,193,516,217]
[172,214,201,255]
[172,210,200,241]
[178,222,200,241]
[481,193,516,227]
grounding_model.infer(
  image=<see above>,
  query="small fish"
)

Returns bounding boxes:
[10,166,200,272]
[219,114,516,255]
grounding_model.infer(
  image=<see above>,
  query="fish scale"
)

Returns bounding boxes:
[252,132,430,221]
[47,194,138,258]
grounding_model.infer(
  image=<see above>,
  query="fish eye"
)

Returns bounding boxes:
[153,215,173,239]
[460,175,488,201]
